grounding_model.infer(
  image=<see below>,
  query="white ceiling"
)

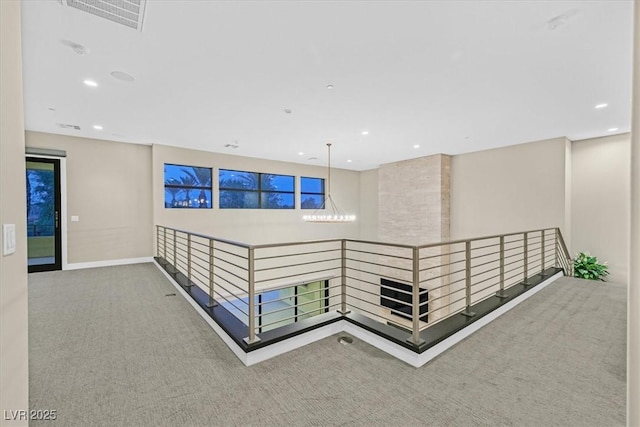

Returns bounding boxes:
[21,1,634,171]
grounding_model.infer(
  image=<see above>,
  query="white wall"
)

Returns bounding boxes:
[152,143,361,245]
[0,2,29,424]
[571,133,630,284]
[450,137,570,240]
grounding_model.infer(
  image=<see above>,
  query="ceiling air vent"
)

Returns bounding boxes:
[57,123,81,130]
[61,0,147,31]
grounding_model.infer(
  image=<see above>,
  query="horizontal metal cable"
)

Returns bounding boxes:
[255,266,341,285]
[212,274,248,294]
[419,266,466,283]
[253,238,343,250]
[255,257,341,273]
[469,258,500,273]
[345,293,413,319]
[419,248,466,261]
[422,288,466,306]
[472,270,502,287]
[470,241,500,251]
[256,284,340,304]
[469,249,502,261]
[212,262,248,283]
[344,257,412,273]
[345,273,411,289]
[470,276,501,296]
[212,256,248,273]
[255,247,340,261]
[419,259,465,273]
[212,291,249,317]
[346,247,412,261]
[339,303,388,322]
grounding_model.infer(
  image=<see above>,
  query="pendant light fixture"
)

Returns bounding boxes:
[303,143,356,223]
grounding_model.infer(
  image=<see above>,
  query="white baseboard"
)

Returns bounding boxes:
[152,260,563,367]
[65,256,154,271]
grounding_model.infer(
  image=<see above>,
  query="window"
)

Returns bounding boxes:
[301,177,325,209]
[164,164,212,208]
[219,169,294,209]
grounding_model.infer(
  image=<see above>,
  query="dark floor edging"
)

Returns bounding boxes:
[154,257,563,363]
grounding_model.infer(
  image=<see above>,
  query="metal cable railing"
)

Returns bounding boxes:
[156,225,572,347]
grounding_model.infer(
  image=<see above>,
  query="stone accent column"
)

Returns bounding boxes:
[378,154,451,323]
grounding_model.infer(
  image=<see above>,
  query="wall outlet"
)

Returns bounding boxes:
[71,216,79,222]
[3,224,16,256]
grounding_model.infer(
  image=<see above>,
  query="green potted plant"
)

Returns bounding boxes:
[573,252,609,281]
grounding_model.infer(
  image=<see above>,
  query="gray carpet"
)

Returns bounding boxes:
[28,263,626,426]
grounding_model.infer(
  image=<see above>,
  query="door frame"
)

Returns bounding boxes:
[26,155,67,272]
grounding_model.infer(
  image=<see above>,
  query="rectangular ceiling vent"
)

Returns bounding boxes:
[61,0,147,31]
[57,123,81,130]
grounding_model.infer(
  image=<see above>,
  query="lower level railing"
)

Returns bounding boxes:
[155,226,572,350]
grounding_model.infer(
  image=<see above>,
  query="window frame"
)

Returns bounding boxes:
[164,163,213,209]
[300,176,326,210]
[219,169,295,209]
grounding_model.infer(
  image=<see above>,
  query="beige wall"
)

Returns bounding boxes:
[25,132,153,264]
[0,1,29,425]
[571,133,630,284]
[628,2,639,424]
[450,137,570,240]
[152,144,361,245]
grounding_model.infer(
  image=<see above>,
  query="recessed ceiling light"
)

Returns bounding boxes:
[413,144,420,149]
[111,71,135,82]
[361,131,369,135]
[326,84,334,89]
[298,152,304,156]
[93,125,103,130]
[595,103,608,109]
[83,79,98,87]
[608,127,619,132]
[283,108,292,114]
[48,107,56,112]
[347,159,353,163]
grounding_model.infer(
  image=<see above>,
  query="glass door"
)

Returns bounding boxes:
[26,157,61,272]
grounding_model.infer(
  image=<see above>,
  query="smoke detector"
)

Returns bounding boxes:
[61,39,90,55]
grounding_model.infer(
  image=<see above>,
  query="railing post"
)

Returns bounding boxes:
[172,229,177,269]
[156,226,160,258]
[207,239,217,308]
[244,247,260,345]
[407,247,426,347]
[540,229,548,278]
[462,241,476,317]
[496,236,508,299]
[186,233,193,287]
[523,232,531,286]
[163,227,167,259]
[338,239,350,315]
[555,228,559,269]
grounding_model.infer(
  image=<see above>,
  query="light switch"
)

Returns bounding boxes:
[3,224,16,256]
[71,216,79,222]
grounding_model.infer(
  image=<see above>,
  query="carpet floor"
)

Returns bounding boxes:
[28,263,626,426]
